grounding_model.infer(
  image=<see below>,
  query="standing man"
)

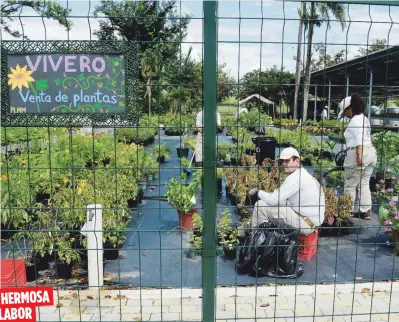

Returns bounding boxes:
[195,109,221,167]
[245,147,325,235]
[235,106,249,120]
[321,106,329,121]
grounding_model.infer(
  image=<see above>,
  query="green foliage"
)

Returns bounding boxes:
[217,142,232,162]
[372,131,399,167]
[1,127,65,146]
[1,0,72,39]
[116,116,158,144]
[161,113,196,134]
[180,157,191,169]
[152,144,171,159]
[356,39,388,58]
[238,108,272,129]
[0,169,31,228]
[239,66,295,105]
[166,171,202,213]
[264,128,310,149]
[217,209,239,250]
[188,212,203,249]
[310,43,345,72]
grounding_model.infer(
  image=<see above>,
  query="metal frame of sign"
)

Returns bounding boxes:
[1,41,140,127]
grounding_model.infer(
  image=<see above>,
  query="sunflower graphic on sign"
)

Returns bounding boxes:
[8,64,35,90]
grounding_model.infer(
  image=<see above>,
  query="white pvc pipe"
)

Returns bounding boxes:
[314,85,318,121]
[368,70,373,120]
[328,79,331,119]
[86,204,103,289]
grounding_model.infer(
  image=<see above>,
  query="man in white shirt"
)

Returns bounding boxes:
[246,147,325,235]
[195,109,221,166]
[235,107,249,120]
[321,106,328,121]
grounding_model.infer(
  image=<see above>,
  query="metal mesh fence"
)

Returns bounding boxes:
[0,1,399,322]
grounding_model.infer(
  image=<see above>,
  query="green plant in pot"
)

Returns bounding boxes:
[380,199,399,255]
[187,212,203,259]
[217,209,239,260]
[51,230,81,280]
[166,171,202,230]
[153,144,171,163]
[6,233,38,282]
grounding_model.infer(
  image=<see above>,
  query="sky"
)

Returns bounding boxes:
[2,0,399,80]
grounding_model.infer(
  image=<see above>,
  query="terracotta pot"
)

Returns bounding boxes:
[177,208,197,230]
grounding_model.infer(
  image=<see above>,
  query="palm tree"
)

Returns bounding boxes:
[141,49,158,116]
[302,2,346,121]
[293,2,306,120]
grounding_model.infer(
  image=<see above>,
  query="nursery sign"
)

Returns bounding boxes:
[7,54,126,114]
[0,286,54,321]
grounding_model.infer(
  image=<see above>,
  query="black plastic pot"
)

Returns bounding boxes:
[143,137,155,146]
[103,241,119,260]
[176,147,189,159]
[157,156,165,163]
[217,178,223,195]
[0,223,17,239]
[26,259,39,282]
[223,247,236,261]
[319,221,354,238]
[55,261,72,279]
[33,254,50,271]
[226,191,237,206]
[36,193,51,206]
[127,189,144,208]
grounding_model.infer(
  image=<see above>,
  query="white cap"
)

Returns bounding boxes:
[338,96,351,119]
[279,147,300,160]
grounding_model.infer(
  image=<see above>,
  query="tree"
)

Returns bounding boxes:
[311,43,345,71]
[301,2,346,121]
[239,66,295,108]
[293,2,306,120]
[93,0,191,114]
[356,39,388,57]
[217,64,235,103]
[1,0,72,39]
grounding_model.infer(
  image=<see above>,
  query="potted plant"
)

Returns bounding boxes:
[187,212,203,259]
[217,209,239,260]
[103,212,131,260]
[180,157,192,176]
[176,141,189,159]
[320,188,354,238]
[380,199,399,256]
[6,241,38,283]
[217,168,223,195]
[166,171,202,230]
[153,144,171,163]
[53,231,81,279]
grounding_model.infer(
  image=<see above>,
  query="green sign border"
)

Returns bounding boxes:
[1,41,140,127]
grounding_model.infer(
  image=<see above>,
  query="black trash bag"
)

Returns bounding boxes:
[236,222,273,275]
[264,230,304,279]
[237,222,304,279]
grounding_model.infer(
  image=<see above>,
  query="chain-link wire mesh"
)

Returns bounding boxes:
[0,1,399,322]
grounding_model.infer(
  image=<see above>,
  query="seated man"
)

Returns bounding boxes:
[247,147,325,236]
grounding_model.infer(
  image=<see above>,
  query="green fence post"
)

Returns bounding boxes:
[203,1,218,322]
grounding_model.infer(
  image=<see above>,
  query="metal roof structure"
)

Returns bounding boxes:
[239,94,274,106]
[304,45,399,103]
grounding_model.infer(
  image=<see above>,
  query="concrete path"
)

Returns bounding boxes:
[37,281,399,321]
